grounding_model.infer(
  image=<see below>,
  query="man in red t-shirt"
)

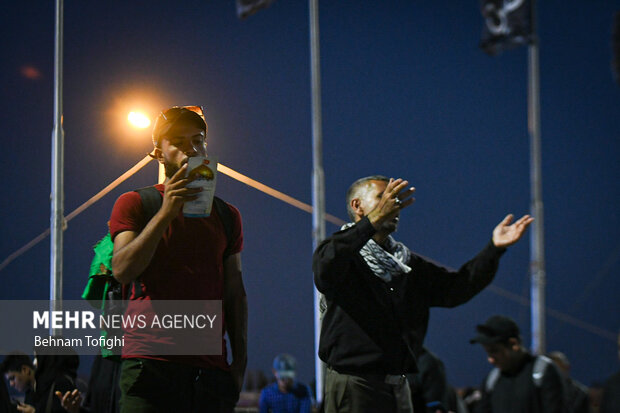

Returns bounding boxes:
[109,106,247,413]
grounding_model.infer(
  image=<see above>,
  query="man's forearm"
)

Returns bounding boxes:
[112,210,173,284]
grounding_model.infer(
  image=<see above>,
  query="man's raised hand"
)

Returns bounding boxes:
[367,178,415,228]
[492,214,534,248]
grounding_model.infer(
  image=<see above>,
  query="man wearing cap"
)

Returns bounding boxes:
[470,315,566,413]
[110,106,247,412]
[313,175,533,413]
[259,354,313,413]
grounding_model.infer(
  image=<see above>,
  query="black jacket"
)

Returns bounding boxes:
[313,217,505,375]
[475,354,566,413]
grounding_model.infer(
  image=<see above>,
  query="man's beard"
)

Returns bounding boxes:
[381,216,399,234]
[164,160,181,178]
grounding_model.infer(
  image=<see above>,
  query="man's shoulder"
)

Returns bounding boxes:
[111,189,147,219]
[115,184,162,202]
[211,196,242,224]
[510,354,562,388]
[263,381,279,390]
[535,355,564,385]
[260,382,279,396]
[220,198,242,219]
[114,189,142,205]
[109,188,155,239]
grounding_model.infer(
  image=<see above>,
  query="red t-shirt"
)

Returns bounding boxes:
[109,184,243,369]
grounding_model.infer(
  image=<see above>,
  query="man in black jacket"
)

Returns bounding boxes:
[470,315,566,413]
[1,352,80,413]
[313,175,533,413]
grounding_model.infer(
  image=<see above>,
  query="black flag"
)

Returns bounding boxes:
[479,0,533,55]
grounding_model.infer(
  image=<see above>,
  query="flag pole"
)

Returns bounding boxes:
[528,0,546,354]
[50,0,65,335]
[309,0,326,402]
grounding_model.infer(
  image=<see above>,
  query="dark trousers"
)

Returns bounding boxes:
[84,355,121,413]
[323,367,413,413]
[120,358,238,413]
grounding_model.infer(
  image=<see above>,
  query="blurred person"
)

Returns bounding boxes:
[444,387,468,413]
[408,348,466,413]
[470,315,566,413]
[548,351,590,413]
[313,175,533,413]
[110,106,246,413]
[259,354,312,413]
[461,386,483,412]
[599,330,620,413]
[1,352,81,413]
[407,347,450,412]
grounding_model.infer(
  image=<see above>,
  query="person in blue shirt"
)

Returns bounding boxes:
[259,354,312,413]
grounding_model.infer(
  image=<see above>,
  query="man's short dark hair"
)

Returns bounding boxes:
[346,175,389,221]
[0,352,33,374]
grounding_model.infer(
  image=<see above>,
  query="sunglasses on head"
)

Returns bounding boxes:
[159,105,205,121]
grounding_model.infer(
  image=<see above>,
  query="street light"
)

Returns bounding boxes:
[128,111,151,129]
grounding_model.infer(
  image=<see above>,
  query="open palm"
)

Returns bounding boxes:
[492,214,534,248]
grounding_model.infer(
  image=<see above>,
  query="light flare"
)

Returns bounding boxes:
[128,111,151,129]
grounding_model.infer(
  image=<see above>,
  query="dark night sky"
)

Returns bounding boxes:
[1,1,619,389]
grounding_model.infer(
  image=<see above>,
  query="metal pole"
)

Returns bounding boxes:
[51,0,65,335]
[309,0,326,402]
[527,0,545,354]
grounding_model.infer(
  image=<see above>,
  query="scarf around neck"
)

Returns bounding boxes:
[342,222,412,282]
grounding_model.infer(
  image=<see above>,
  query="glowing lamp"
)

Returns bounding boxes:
[128,111,151,129]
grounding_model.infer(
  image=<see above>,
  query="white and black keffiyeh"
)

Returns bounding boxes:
[342,222,412,282]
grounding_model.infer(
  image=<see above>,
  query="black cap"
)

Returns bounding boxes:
[152,106,207,148]
[469,315,520,345]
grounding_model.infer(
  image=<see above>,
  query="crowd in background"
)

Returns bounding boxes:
[2,338,619,413]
